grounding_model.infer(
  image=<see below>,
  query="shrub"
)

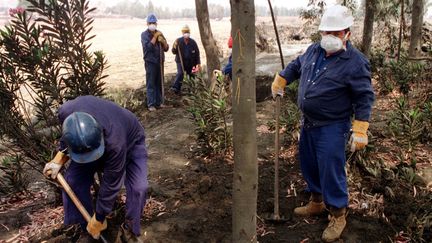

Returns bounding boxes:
[184,73,231,155]
[106,87,144,113]
[0,0,107,177]
[0,154,27,194]
[388,97,425,151]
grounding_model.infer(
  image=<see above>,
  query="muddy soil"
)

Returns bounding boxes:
[131,95,401,243]
[2,88,431,243]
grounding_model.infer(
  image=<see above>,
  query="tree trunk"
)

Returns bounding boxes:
[361,0,375,57]
[230,1,257,243]
[397,0,405,61]
[195,0,221,82]
[408,0,424,57]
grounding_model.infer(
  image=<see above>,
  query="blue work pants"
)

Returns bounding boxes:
[172,62,193,93]
[299,121,351,209]
[145,62,162,107]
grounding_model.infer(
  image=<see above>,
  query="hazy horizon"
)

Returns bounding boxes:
[1,0,329,10]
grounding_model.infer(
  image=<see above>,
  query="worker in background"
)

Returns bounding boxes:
[170,24,201,95]
[43,96,147,243]
[222,36,233,80]
[271,5,374,242]
[214,36,233,80]
[141,13,169,111]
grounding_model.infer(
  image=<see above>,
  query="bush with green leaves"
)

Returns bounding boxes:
[370,50,426,95]
[106,87,144,113]
[0,0,107,185]
[388,97,426,152]
[183,73,231,156]
[0,154,27,194]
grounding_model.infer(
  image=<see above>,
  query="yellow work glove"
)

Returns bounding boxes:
[43,151,69,179]
[156,33,166,43]
[271,73,287,98]
[349,120,369,152]
[172,39,178,50]
[153,31,162,39]
[87,214,107,239]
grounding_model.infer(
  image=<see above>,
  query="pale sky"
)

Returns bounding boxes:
[1,0,330,10]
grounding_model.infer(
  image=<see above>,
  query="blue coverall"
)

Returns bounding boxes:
[58,96,148,236]
[279,42,375,208]
[222,54,232,80]
[141,29,167,108]
[171,37,200,93]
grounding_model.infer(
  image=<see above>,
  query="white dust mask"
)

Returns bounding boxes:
[320,34,343,53]
[148,24,157,31]
[183,33,190,39]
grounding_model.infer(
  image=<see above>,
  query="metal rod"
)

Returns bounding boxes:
[274,96,281,219]
[268,0,285,69]
[159,43,165,104]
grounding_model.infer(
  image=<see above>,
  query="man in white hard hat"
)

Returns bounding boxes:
[271,5,375,242]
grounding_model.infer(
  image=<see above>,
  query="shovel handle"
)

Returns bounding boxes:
[57,173,109,243]
[57,173,92,222]
[274,96,281,217]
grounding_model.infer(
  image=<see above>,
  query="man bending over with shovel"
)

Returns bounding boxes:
[43,95,147,243]
[271,5,374,242]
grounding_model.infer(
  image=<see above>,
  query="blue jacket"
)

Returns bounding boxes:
[172,37,200,67]
[58,96,147,217]
[223,54,232,79]
[141,29,165,64]
[280,42,374,127]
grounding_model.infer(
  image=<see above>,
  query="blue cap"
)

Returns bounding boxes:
[147,13,157,23]
[62,112,105,163]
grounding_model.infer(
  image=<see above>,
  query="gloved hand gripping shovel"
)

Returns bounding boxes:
[56,173,109,243]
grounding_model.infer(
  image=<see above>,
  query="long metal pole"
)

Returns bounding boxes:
[159,43,165,104]
[268,0,285,220]
[268,0,285,69]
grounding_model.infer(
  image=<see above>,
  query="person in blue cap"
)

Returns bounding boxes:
[43,95,147,243]
[141,13,169,111]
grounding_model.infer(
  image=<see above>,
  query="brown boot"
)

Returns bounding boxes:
[294,193,325,217]
[117,224,143,243]
[322,207,347,242]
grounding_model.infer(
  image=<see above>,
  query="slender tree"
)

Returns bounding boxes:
[397,0,405,61]
[230,0,257,242]
[195,0,221,81]
[361,0,376,57]
[408,0,424,57]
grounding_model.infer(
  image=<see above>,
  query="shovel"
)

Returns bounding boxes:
[265,96,288,223]
[264,0,288,223]
[57,173,109,243]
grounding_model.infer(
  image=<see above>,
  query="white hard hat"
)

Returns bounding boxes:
[318,5,353,31]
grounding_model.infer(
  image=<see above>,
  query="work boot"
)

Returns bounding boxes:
[322,207,347,242]
[116,223,143,243]
[293,193,325,217]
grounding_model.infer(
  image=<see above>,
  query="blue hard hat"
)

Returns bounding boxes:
[146,13,157,23]
[62,112,105,163]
